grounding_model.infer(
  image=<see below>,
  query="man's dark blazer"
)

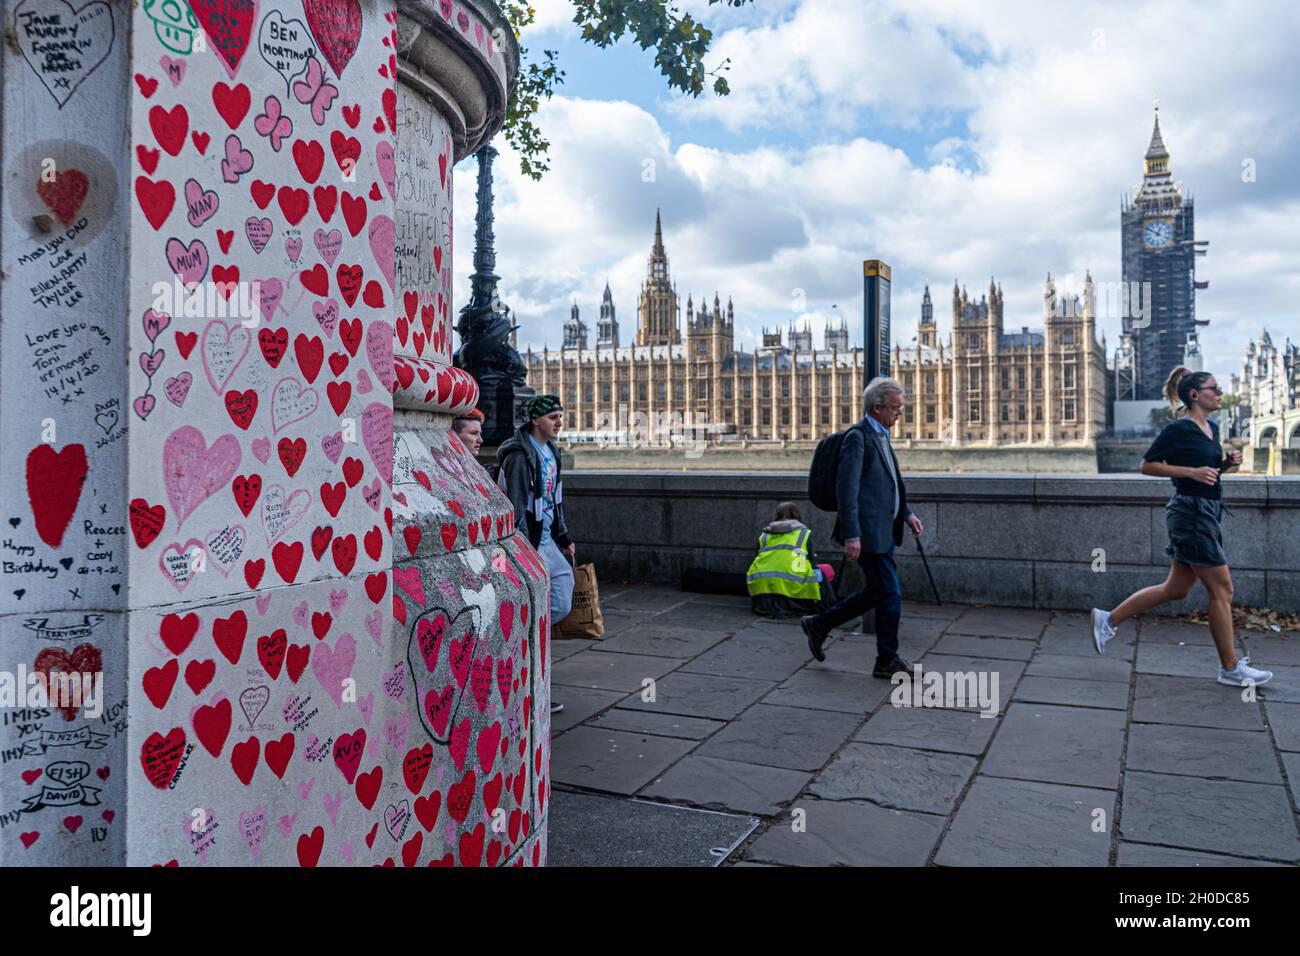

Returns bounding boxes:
[831,418,911,553]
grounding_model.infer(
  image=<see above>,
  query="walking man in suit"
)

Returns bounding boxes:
[802,376,924,678]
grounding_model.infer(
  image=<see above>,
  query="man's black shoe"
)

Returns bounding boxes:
[801,616,827,662]
[873,656,914,679]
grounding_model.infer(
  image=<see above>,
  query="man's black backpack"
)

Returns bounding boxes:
[807,423,864,511]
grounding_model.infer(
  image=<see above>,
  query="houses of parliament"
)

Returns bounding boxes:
[524,211,1107,446]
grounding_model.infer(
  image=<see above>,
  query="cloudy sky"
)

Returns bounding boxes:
[452,0,1300,377]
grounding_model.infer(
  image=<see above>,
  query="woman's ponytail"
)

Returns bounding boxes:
[1164,366,1190,416]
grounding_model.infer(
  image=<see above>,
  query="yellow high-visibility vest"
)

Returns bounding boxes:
[746,527,820,601]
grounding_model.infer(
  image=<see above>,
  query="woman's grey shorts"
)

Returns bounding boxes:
[1165,493,1228,568]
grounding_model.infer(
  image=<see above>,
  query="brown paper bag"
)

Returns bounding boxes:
[558,560,604,638]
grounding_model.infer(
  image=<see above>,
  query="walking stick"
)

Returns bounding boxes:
[916,536,941,605]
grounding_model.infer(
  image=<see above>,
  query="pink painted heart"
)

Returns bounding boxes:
[142,308,171,344]
[298,777,315,800]
[200,319,251,394]
[139,349,165,378]
[355,369,373,394]
[313,228,342,266]
[271,377,318,433]
[166,237,209,289]
[384,709,411,751]
[362,403,393,487]
[312,298,339,337]
[285,234,303,262]
[184,178,220,227]
[375,141,396,200]
[365,609,384,647]
[133,394,156,421]
[368,215,395,291]
[251,437,272,463]
[163,425,242,526]
[323,791,342,826]
[164,372,192,407]
[357,691,373,726]
[258,278,284,324]
[366,322,394,391]
[311,634,356,707]
[239,805,268,859]
[293,602,310,628]
[160,54,186,85]
[321,431,344,464]
[245,216,273,254]
[361,477,382,512]
[329,588,348,614]
[255,593,273,615]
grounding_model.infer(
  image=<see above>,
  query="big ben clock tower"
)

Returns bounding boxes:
[1120,105,1206,400]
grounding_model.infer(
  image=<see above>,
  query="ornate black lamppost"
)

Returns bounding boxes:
[454,144,533,448]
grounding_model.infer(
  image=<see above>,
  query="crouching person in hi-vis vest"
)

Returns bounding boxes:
[746,502,836,619]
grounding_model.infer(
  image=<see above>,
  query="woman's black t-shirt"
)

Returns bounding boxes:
[1143,417,1224,499]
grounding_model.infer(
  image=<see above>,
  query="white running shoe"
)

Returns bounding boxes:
[1217,659,1273,687]
[1090,608,1116,655]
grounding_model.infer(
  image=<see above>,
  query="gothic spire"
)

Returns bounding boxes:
[1146,103,1169,163]
[653,208,665,257]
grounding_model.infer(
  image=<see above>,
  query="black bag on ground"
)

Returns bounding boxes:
[807,423,864,511]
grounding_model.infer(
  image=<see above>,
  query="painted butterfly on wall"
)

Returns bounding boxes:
[293,57,339,127]
[254,96,294,152]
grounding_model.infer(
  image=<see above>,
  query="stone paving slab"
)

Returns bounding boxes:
[1138,617,1218,645]
[595,609,654,639]
[1116,843,1286,867]
[641,755,811,816]
[929,634,1038,661]
[601,586,694,613]
[1120,770,1300,862]
[617,671,775,720]
[980,703,1127,790]
[1263,701,1300,752]
[1132,674,1264,730]
[553,649,688,692]
[1013,675,1129,710]
[855,704,999,756]
[552,638,600,662]
[1136,641,1234,678]
[1244,636,1300,667]
[1040,613,1136,659]
[902,601,966,622]
[591,624,732,659]
[1282,753,1300,808]
[915,653,1027,711]
[743,799,945,866]
[551,726,697,795]
[680,631,814,682]
[935,776,1116,867]
[1257,664,1300,704]
[548,790,758,867]
[696,704,861,772]
[946,606,1051,639]
[654,603,760,631]
[1125,724,1282,785]
[550,685,627,734]
[809,742,977,815]
[1026,652,1133,683]
[588,708,726,741]
[764,667,894,714]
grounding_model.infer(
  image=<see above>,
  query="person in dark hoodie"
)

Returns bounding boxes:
[746,502,836,618]
[496,395,574,714]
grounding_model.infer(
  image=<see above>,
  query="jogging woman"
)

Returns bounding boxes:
[1090,366,1272,687]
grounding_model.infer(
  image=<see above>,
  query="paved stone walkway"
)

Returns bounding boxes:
[550,584,1300,866]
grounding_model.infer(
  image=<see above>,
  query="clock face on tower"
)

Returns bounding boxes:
[1143,219,1173,248]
